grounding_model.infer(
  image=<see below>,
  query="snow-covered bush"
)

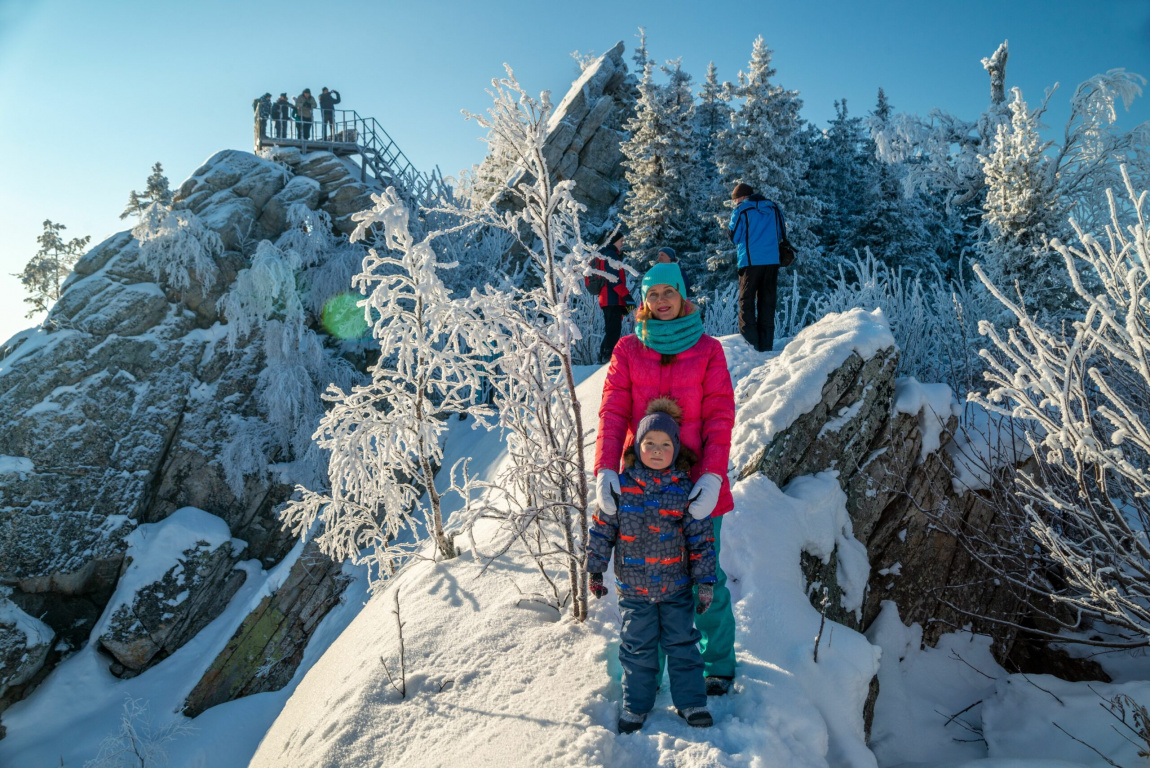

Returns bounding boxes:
[280,187,489,579]
[795,251,995,394]
[972,172,1150,646]
[216,224,357,496]
[570,288,605,365]
[701,283,739,337]
[458,67,599,621]
[132,203,222,293]
[84,697,191,768]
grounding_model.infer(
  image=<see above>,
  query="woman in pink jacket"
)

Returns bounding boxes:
[595,262,737,695]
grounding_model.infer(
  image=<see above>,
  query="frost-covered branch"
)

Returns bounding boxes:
[972,171,1150,643]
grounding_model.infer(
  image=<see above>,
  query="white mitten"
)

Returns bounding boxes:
[595,469,621,515]
[687,473,723,520]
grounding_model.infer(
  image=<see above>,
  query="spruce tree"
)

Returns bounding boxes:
[13,220,90,318]
[715,37,823,285]
[121,162,174,220]
[619,59,699,264]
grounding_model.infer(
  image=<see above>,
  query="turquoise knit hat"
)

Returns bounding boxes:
[640,263,686,299]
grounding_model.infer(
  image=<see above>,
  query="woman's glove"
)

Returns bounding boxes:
[696,584,714,614]
[589,573,608,599]
[687,473,723,520]
[595,469,621,515]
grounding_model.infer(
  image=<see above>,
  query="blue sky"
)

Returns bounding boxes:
[2,0,1149,344]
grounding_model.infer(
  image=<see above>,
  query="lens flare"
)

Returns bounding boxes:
[321,293,369,339]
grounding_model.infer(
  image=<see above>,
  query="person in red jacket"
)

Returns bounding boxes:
[586,230,634,364]
[594,261,738,696]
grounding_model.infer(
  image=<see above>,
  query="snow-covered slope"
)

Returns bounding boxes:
[250,339,884,768]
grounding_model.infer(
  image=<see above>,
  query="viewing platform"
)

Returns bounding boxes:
[254,108,452,205]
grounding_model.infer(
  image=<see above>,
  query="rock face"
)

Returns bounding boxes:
[734,309,1025,654]
[0,148,367,721]
[96,509,246,675]
[183,541,348,717]
[532,41,635,227]
[0,596,53,724]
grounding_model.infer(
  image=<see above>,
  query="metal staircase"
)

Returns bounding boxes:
[254,108,453,205]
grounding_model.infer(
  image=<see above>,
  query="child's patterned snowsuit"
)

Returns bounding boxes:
[586,463,716,715]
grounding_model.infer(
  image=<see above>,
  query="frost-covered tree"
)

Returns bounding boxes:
[620,57,700,264]
[873,40,1148,277]
[809,99,871,259]
[216,207,358,497]
[132,204,222,294]
[693,61,736,291]
[13,219,89,318]
[120,162,174,220]
[84,697,192,768]
[857,88,940,274]
[280,187,488,578]
[977,87,1071,309]
[461,67,600,622]
[971,172,1150,646]
[715,37,823,285]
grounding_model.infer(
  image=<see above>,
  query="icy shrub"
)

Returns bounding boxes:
[132,203,221,293]
[280,187,489,579]
[972,171,1150,645]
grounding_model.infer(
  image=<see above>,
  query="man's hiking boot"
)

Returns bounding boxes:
[618,709,647,734]
[705,676,733,696]
[677,706,714,728]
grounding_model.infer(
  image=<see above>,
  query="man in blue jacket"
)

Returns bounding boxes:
[728,182,784,352]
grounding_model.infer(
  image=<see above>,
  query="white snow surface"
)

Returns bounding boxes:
[0,454,34,477]
[729,308,896,474]
[894,377,961,462]
[252,356,883,767]
[6,311,1142,767]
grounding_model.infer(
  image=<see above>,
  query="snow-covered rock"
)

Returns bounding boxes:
[182,540,347,717]
[533,41,635,226]
[95,508,245,675]
[729,310,1024,655]
[0,595,53,720]
[0,147,369,717]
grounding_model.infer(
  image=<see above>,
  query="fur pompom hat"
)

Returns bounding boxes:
[634,397,682,467]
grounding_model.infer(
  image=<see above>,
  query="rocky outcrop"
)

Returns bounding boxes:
[96,509,246,676]
[542,42,635,225]
[0,148,364,720]
[183,541,348,717]
[735,309,1026,653]
[0,596,53,725]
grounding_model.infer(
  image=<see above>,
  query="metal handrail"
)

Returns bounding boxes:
[253,105,453,206]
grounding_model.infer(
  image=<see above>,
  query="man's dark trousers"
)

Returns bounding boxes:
[600,305,627,363]
[738,264,779,352]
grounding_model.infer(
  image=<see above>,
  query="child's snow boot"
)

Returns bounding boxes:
[677,706,714,728]
[705,676,732,696]
[618,709,647,734]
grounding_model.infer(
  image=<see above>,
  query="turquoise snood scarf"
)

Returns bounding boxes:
[636,310,704,355]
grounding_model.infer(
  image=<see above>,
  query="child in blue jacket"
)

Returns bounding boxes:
[586,398,717,733]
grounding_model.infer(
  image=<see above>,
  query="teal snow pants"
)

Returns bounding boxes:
[655,514,737,684]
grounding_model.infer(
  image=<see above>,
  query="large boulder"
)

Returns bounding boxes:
[504,41,636,229]
[183,541,348,717]
[96,508,246,675]
[0,596,54,719]
[733,308,1025,653]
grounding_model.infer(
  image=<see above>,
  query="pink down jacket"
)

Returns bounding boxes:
[595,332,736,516]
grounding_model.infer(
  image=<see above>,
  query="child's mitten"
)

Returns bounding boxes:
[696,584,714,614]
[589,572,609,599]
